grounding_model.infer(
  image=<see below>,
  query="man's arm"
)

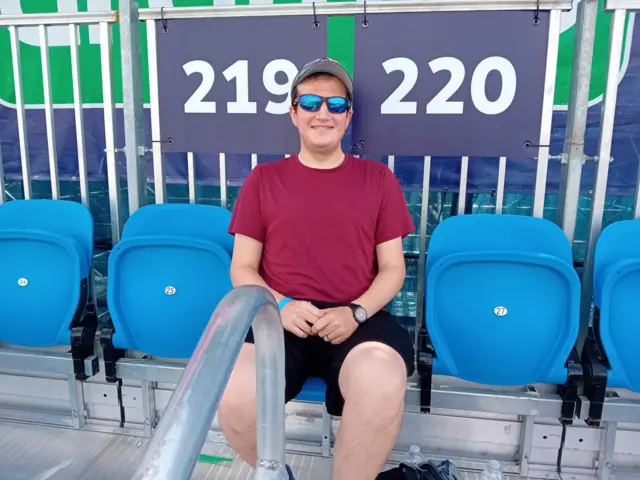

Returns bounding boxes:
[311,236,406,342]
[351,236,406,318]
[230,233,323,337]
[230,233,285,303]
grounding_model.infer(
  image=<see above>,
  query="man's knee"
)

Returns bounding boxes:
[338,342,408,409]
[219,344,257,431]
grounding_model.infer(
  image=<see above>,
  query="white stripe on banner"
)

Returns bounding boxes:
[88,0,111,44]
[149,0,174,8]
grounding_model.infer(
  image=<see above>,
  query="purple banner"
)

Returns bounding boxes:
[155,16,327,154]
[351,11,550,158]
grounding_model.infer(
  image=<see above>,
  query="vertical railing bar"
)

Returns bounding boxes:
[0,133,5,204]
[597,421,617,480]
[120,0,148,214]
[147,19,166,204]
[578,8,626,352]
[557,0,598,240]
[219,153,227,209]
[69,24,89,208]
[100,22,122,244]
[415,156,431,350]
[518,415,535,476]
[388,155,395,173]
[495,156,506,214]
[532,9,562,218]
[187,152,196,204]
[39,25,60,201]
[251,153,258,170]
[66,373,86,429]
[457,156,468,215]
[141,379,157,437]
[9,26,32,200]
[635,160,640,217]
[635,166,640,218]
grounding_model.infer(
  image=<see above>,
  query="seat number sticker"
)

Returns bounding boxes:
[493,306,508,316]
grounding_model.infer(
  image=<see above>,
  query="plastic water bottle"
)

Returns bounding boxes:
[481,460,504,480]
[406,444,425,468]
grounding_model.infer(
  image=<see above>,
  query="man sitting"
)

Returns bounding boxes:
[219,57,416,480]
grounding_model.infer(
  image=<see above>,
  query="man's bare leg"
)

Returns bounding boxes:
[218,344,258,466]
[332,342,407,480]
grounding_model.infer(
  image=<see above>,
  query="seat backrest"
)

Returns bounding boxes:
[107,203,234,358]
[0,200,94,347]
[425,214,579,386]
[426,214,573,273]
[121,203,234,257]
[593,219,640,391]
[594,219,640,299]
[0,199,94,272]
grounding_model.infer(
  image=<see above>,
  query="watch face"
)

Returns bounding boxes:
[355,307,367,323]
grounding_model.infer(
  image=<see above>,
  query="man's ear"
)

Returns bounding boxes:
[289,105,298,128]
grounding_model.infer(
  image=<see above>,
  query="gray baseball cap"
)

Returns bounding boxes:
[290,57,353,101]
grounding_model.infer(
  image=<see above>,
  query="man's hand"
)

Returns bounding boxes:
[311,307,358,345]
[281,301,324,338]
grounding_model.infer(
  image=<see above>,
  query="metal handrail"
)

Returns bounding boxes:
[130,285,287,480]
[0,11,118,26]
[139,0,573,20]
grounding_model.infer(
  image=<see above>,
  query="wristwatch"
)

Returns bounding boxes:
[349,304,368,324]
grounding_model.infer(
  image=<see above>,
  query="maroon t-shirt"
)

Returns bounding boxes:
[228,155,415,304]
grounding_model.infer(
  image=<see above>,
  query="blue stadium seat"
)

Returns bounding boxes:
[102,202,326,405]
[417,214,582,424]
[581,219,640,426]
[0,199,97,379]
[102,204,234,377]
[297,377,327,403]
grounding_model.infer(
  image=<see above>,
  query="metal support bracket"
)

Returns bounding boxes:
[558,153,613,164]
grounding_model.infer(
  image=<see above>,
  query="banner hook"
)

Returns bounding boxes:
[312,2,319,29]
[361,0,369,28]
[161,7,169,33]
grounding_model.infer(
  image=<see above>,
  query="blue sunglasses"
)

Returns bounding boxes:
[295,94,351,114]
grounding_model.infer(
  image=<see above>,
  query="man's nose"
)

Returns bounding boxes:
[315,102,331,119]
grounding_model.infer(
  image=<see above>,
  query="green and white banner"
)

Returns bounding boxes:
[0,0,634,109]
[0,0,637,197]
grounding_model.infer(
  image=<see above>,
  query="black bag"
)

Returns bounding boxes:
[377,462,445,480]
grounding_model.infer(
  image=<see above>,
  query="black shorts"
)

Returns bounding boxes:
[244,301,415,416]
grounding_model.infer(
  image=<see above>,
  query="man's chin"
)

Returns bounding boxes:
[307,138,340,151]
[314,145,340,154]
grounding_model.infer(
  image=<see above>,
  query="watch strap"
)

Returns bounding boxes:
[349,303,368,323]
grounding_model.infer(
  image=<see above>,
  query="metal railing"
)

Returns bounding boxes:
[130,285,287,480]
[0,9,121,239]
[0,0,631,356]
[0,0,627,378]
[0,4,638,478]
[568,0,639,357]
[139,0,565,350]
